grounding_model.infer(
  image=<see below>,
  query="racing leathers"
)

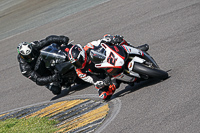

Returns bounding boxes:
[73,35,128,100]
[74,48,119,100]
[17,35,70,95]
[76,34,149,100]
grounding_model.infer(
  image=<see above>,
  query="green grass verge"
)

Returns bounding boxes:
[0,117,59,133]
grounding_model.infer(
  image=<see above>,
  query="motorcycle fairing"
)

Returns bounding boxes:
[93,43,127,76]
[122,45,144,56]
[40,43,66,68]
[95,43,125,68]
[128,56,145,71]
[114,72,136,82]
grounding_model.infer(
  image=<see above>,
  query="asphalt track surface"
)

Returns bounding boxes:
[0,0,200,133]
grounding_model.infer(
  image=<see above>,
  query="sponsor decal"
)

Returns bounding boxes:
[114,46,119,52]
[65,48,69,52]
[107,68,113,73]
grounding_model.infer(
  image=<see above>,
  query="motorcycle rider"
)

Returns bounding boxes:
[17,35,71,95]
[67,34,149,100]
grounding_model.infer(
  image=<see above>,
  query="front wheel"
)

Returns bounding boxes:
[133,62,168,80]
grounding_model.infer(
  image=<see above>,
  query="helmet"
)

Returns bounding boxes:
[68,44,87,69]
[17,42,35,62]
[101,34,115,45]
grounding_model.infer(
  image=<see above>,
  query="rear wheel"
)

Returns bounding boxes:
[133,62,168,80]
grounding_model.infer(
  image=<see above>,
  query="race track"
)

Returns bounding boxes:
[0,0,200,132]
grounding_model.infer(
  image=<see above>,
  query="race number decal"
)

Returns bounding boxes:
[107,52,117,65]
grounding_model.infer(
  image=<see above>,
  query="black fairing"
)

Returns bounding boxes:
[109,45,127,60]
[40,43,78,84]
[40,43,66,68]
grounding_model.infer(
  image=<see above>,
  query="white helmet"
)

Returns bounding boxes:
[17,42,35,62]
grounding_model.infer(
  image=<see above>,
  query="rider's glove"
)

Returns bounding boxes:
[94,81,104,89]
[114,35,124,45]
[103,76,111,86]
[94,76,111,89]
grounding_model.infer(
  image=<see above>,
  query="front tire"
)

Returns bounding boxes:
[133,62,168,80]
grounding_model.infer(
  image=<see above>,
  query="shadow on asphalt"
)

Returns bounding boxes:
[110,78,169,101]
[110,69,171,100]
[51,70,171,101]
[51,83,92,101]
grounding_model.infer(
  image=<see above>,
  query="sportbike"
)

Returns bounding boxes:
[40,43,85,90]
[89,43,168,85]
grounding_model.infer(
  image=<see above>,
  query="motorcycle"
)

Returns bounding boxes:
[89,43,168,85]
[40,43,84,90]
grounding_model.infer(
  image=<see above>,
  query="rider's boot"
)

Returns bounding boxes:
[136,44,149,51]
[99,84,116,100]
[46,82,61,95]
[62,84,71,94]
[99,91,110,100]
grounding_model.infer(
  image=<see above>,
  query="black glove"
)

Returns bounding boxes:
[114,35,124,44]
[94,76,111,89]
[103,76,111,86]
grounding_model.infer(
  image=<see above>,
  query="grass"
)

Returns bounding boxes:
[0,117,59,133]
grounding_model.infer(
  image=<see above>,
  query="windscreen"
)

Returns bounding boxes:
[40,43,66,68]
[89,49,106,64]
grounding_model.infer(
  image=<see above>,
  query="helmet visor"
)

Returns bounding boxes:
[72,55,84,68]
[20,53,34,62]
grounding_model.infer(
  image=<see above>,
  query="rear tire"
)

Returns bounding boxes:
[133,62,168,80]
